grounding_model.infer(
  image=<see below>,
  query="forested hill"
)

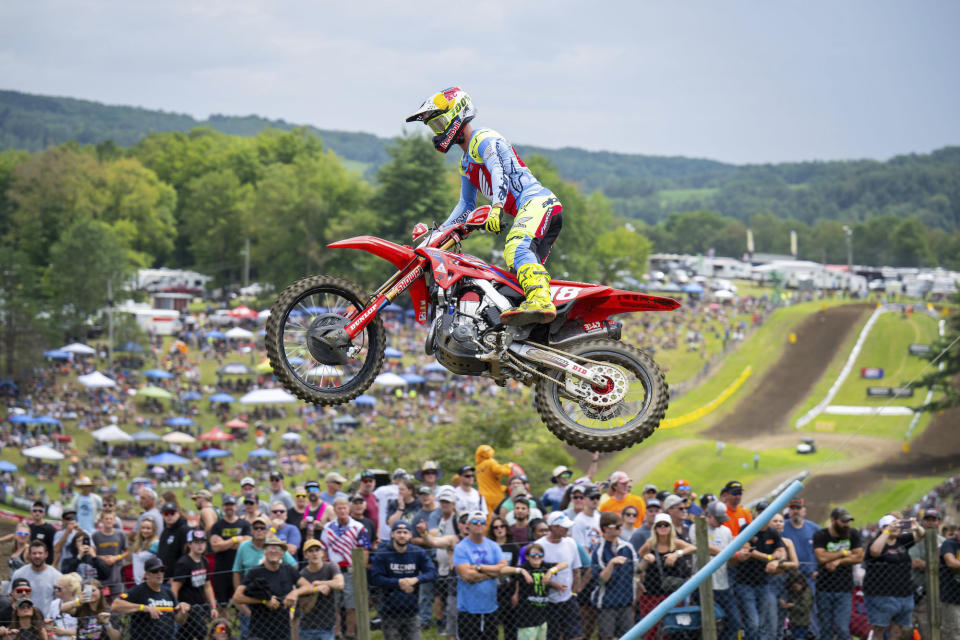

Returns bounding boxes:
[2,89,959,230]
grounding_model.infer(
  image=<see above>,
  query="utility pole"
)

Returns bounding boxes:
[242,238,250,293]
[107,279,114,369]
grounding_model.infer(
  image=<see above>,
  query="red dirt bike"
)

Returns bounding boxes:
[265,206,680,451]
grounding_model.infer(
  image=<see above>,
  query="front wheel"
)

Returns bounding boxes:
[534,339,668,452]
[265,275,385,405]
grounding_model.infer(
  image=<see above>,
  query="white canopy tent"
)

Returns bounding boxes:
[374,372,407,387]
[22,445,66,461]
[239,388,297,404]
[162,431,197,444]
[225,327,254,339]
[78,371,117,388]
[91,425,134,443]
[61,343,96,355]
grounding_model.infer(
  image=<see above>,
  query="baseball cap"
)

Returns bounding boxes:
[349,493,365,503]
[643,484,658,493]
[417,485,433,496]
[754,501,771,514]
[830,507,854,522]
[392,520,412,532]
[360,469,377,480]
[551,465,572,482]
[584,486,602,499]
[468,510,487,524]
[674,478,692,492]
[654,513,673,526]
[663,495,685,511]
[546,511,574,528]
[325,472,347,484]
[10,578,31,592]
[391,467,408,480]
[14,596,35,609]
[878,515,897,529]
[646,498,662,509]
[187,529,207,543]
[62,508,77,518]
[788,498,805,508]
[609,471,631,485]
[264,535,286,548]
[269,471,284,480]
[923,508,941,519]
[222,494,237,505]
[243,494,258,504]
[305,480,320,491]
[699,493,717,509]
[240,476,256,486]
[75,476,93,487]
[161,502,179,513]
[721,480,743,495]
[458,465,475,475]
[436,486,456,503]
[192,489,212,500]
[303,539,325,552]
[706,501,729,523]
[252,514,270,527]
[144,556,166,572]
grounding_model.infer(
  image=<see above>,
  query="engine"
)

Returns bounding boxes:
[432,291,494,376]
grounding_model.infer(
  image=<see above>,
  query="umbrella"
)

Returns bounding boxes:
[239,388,296,404]
[145,452,190,465]
[225,327,254,339]
[374,372,407,387]
[162,431,196,444]
[22,445,65,461]
[281,432,301,443]
[197,448,230,459]
[43,350,71,359]
[353,394,377,406]
[205,330,227,339]
[117,341,144,353]
[138,386,174,399]
[224,418,249,429]
[166,416,195,427]
[400,373,425,384]
[209,393,235,403]
[181,391,203,401]
[144,369,174,380]
[384,347,404,358]
[77,371,117,389]
[228,305,258,319]
[61,343,96,355]
[91,425,134,443]
[0,460,18,472]
[218,363,253,376]
[333,415,360,428]
[8,414,37,424]
[198,426,234,441]
[248,448,276,458]
[131,430,162,442]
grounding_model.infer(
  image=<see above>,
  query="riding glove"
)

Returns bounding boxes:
[485,205,503,234]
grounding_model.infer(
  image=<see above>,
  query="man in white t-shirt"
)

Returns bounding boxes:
[570,485,602,554]
[452,465,486,516]
[374,468,406,542]
[689,501,740,640]
[536,511,584,640]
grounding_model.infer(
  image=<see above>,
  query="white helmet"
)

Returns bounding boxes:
[405,86,476,153]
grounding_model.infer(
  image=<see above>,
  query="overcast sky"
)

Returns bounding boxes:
[2,0,958,164]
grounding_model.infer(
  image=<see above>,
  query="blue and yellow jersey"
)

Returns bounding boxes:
[441,128,553,228]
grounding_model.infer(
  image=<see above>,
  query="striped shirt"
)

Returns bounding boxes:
[321,517,370,567]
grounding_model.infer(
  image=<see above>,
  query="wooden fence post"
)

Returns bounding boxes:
[924,532,942,640]
[695,516,718,640]
[352,547,371,640]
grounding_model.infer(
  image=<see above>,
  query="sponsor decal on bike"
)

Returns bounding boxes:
[583,321,603,332]
[388,265,424,297]
[550,286,580,302]
[345,299,383,334]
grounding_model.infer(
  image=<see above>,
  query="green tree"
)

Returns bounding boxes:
[889,217,934,267]
[0,249,53,379]
[662,210,732,255]
[595,226,652,284]
[914,289,960,412]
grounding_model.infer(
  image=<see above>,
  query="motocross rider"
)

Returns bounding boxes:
[405,87,563,325]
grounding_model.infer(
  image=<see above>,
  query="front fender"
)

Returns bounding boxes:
[327,236,430,324]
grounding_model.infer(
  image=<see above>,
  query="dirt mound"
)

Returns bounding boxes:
[706,304,870,440]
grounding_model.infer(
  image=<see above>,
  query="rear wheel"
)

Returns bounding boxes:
[265,275,385,405]
[534,339,668,452]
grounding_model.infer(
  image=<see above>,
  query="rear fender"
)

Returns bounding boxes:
[327,236,430,324]
[558,284,680,323]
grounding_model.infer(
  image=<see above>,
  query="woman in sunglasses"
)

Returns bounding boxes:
[46,573,81,640]
[206,621,233,640]
[60,579,120,640]
[0,523,32,573]
[513,543,568,640]
[635,513,695,640]
[9,597,49,640]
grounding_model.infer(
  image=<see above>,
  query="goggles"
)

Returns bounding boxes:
[426,111,453,135]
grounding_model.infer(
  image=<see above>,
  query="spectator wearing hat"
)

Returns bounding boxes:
[910,507,945,640]
[560,483,588,523]
[411,486,442,629]
[233,535,313,640]
[542,466,574,512]
[349,493,377,547]
[267,471,295,510]
[598,471,647,523]
[535,511,585,640]
[8,596,47,640]
[239,478,269,515]
[52,508,85,572]
[453,465,487,517]
[158,502,190,581]
[417,485,461,636]
[863,514,923,640]
[266,501,301,557]
[629,499,661,551]
[171,530,218,640]
[636,514,695,640]
[209,495,252,603]
[298,539,344,640]
[112,556,190,640]
[375,468,409,543]
[301,480,334,536]
[2,578,33,628]
[689,501,740,640]
[232,515,298,591]
[357,470,380,532]
[719,481,752,536]
[672,478,702,521]
[813,507,864,640]
[415,461,443,494]
[453,510,509,640]
[641,484,658,504]
[372,520,438,640]
[780,498,819,584]
[320,497,371,639]
[495,475,540,520]
[591,512,639,640]
[732,502,786,640]
[28,501,56,560]
[11,540,62,614]
[287,485,308,524]
[191,490,219,536]
[69,476,102,534]
[320,472,348,505]
[661,495,691,542]
[940,524,960,639]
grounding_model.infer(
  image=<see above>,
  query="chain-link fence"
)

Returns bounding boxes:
[13,523,957,640]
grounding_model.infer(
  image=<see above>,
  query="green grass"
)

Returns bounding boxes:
[840,473,960,525]
[640,442,846,492]
[798,411,935,441]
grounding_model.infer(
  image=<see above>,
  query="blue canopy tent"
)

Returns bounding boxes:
[0,461,18,472]
[248,448,276,458]
[181,391,203,401]
[352,394,377,406]
[8,415,37,424]
[205,330,227,339]
[197,448,230,459]
[683,283,705,294]
[35,416,61,426]
[144,369,174,380]
[0,380,18,392]
[400,373,425,384]
[384,347,404,358]
[166,416,195,427]
[145,452,190,465]
[209,393,235,403]
[44,350,71,359]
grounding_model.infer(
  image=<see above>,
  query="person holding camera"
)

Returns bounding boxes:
[863,514,923,640]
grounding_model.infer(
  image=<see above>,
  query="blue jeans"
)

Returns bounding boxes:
[734,582,776,640]
[299,629,335,640]
[418,579,434,626]
[816,589,852,640]
[714,588,741,640]
[792,624,809,640]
